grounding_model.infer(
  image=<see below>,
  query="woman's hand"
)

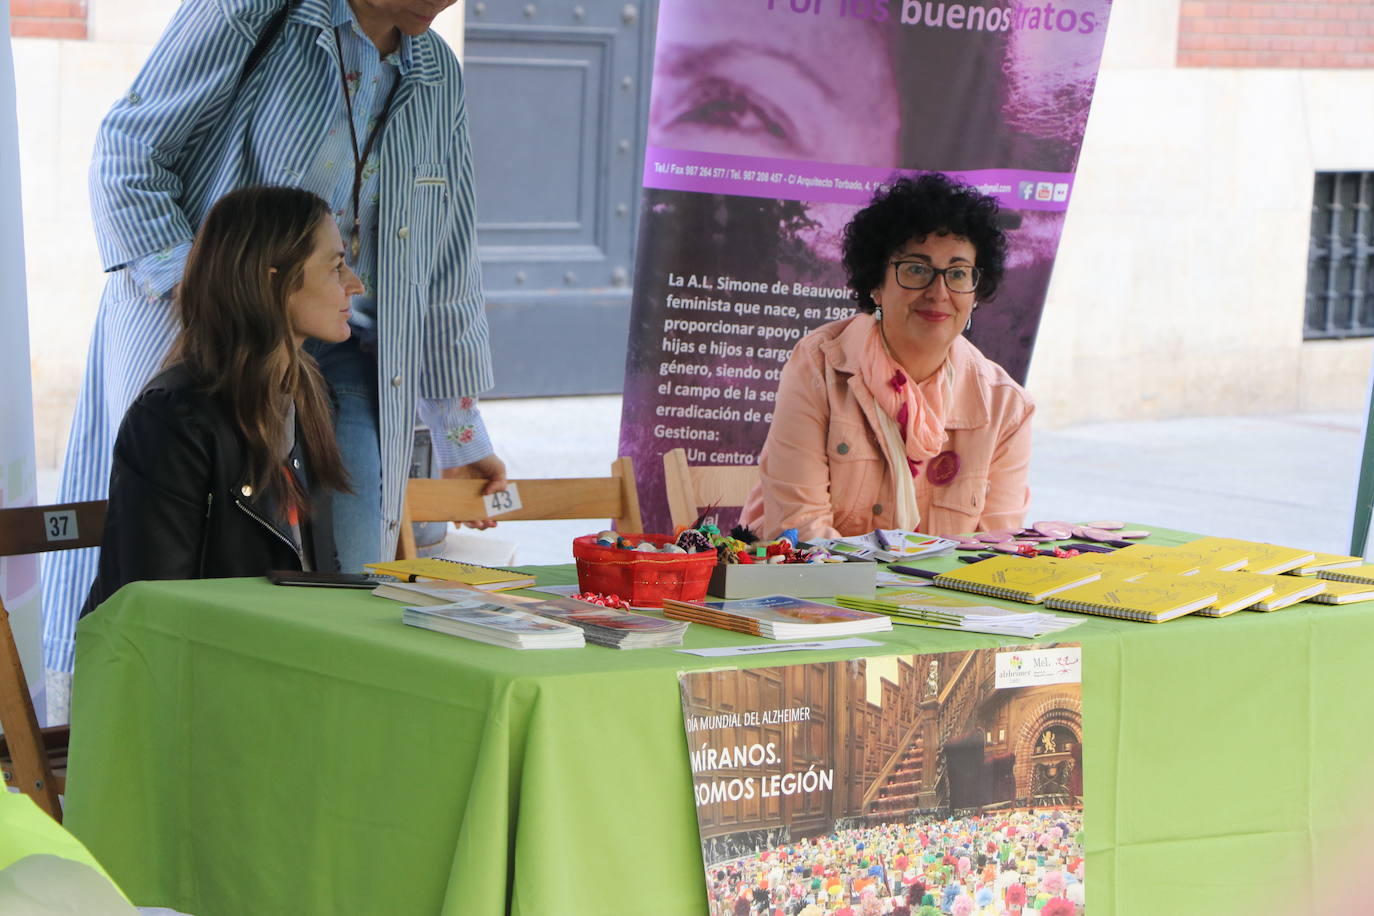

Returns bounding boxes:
[441,454,509,529]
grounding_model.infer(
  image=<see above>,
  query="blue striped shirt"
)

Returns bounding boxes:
[85,0,498,527]
[121,0,491,468]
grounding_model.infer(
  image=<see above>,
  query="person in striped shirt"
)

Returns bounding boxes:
[44,0,504,706]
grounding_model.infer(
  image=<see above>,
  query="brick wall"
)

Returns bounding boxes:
[10,0,88,40]
[1179,1,1374,68]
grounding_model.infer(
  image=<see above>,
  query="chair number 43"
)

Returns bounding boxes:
[482,483,522,518]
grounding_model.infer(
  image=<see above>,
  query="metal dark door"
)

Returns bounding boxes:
[464,0,656,396]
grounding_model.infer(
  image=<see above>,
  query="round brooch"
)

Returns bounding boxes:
[927,450,961,486]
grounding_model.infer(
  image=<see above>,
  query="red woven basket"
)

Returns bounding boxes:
[572,534,718,608]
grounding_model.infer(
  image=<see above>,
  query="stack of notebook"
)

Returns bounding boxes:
[1317,564,1374,587]
[1058,539,1363,613]
[1074,546,1203,577]
[1307,579,1374,604]
[1241,573,1327,610]
[662,595,891,639]
[1057,555,1295,616]
[836,590,1081,638]
[1178,537,1315,575]
[366,557,536,591]
[930,556,1102,605]
[402,597,585,649]
[1289,552,1363,576]
[521,597,688,648]
[1110,540,1249,573]
[1171,571,1275,616]
[1042,577,1220,623]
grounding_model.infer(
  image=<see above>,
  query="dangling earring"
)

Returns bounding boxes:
[965,302,978,333]
[874,305,883,322]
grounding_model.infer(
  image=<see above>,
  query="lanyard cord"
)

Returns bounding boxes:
[332,26,402,260]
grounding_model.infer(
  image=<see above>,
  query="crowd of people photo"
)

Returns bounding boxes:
[706,809,1085,916]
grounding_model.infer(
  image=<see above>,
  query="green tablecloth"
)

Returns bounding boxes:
[64,529,1374,915]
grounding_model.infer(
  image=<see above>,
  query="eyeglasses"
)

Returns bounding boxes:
[890,260,981,294]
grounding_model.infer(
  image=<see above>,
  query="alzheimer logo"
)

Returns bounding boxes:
[996,646,1081,688]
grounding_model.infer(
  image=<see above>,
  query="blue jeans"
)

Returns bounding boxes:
[309,337,382,572]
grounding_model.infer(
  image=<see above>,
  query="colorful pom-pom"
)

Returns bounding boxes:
[675,529,712,553]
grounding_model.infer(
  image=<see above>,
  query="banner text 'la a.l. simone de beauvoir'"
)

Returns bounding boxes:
[620,0,1113,529]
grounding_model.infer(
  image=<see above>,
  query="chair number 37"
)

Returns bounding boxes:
[43,510,79,542]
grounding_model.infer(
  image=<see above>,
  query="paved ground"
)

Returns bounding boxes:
[443,400,1372,564]
[40,402,1369,565]
[1025,410,1365,556]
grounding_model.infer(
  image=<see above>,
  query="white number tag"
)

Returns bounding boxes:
[482,482,522,518]
[43,510,78,542]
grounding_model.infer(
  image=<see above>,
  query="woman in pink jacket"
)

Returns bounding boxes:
[741,174,1033,541]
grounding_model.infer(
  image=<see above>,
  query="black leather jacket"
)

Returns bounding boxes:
[82,365,338,616]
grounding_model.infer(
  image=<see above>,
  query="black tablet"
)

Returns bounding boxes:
[266,570,396,588]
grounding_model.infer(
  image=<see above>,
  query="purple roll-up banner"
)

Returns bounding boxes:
[620,0,1114,532]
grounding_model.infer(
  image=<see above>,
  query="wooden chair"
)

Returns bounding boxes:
[662,447,761,530]
[397,457,644,559]
[0,499,106,822]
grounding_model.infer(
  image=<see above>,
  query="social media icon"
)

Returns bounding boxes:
[1052,183,1069,202]
[1018,181,1035,200]
[1036,182,1053,201]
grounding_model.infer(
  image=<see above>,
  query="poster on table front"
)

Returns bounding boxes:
[620,0,1114,530]
[680,645,1085,914]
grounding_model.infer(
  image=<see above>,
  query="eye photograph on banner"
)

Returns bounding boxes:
[680,645,1085,915]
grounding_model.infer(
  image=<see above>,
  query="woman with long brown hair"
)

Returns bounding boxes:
[82,186,360,613]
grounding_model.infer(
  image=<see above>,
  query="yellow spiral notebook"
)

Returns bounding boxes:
[1179,537,1315,575]
[1042,576,1219,623]
[1288,552,1363,577]
[931,556,1100,605]
[1308,579,1374,604]
[1175,571,1276,617]
[1246,573,1327,611]
[1317,564,1374,587]
[1110,542,1243,573]
[365,557,536,591]
[1062,550,1201,578]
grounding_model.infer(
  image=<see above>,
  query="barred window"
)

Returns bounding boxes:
[1306,172,1374,339]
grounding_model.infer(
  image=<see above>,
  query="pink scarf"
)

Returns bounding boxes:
[857,313,947,474]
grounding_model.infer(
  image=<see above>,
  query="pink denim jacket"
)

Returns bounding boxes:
[740,316,1033,541]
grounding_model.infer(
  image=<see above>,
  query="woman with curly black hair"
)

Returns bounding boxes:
[740,174,1034,540]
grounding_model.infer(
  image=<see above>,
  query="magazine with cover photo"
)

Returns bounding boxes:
[521,597,688,648]
[402,598,584,649]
